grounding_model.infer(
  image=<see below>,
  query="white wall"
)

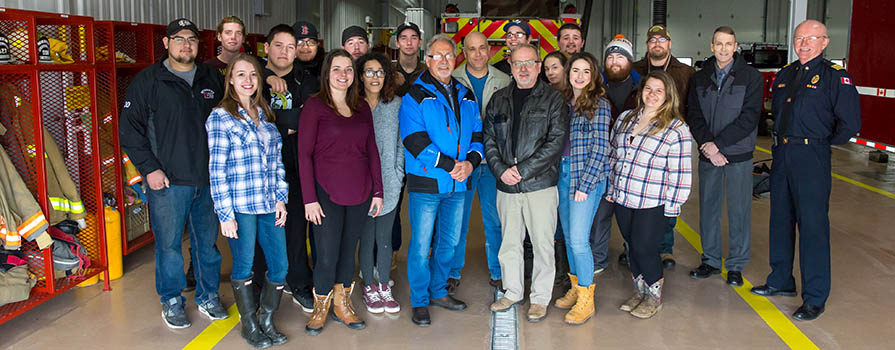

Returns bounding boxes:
[629,0,850,63]
[0,0,296,35]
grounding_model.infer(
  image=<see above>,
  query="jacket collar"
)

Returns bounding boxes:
[417,70,466,110]
[701,52,747,75]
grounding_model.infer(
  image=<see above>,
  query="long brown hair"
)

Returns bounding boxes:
[356,52,397,104]
[315,49,362,114]
[621,70,682,135]
[561,52,606,120]
[218,53,274,122]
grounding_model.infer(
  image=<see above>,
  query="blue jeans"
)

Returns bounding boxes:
[229,212,288,283]
[407,191,464,307]
[451,163,502,280]
[557,157,571,242]
[147,185,222,304]
[564,180,605,286]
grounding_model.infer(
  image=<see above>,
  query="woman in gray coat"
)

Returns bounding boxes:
[356,53,404,314]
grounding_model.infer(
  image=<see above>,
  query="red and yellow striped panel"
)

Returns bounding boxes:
[443,17,580,66]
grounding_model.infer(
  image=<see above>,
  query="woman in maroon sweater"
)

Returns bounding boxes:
[298,49,384,335]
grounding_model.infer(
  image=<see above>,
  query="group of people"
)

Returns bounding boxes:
[118,13,860,349]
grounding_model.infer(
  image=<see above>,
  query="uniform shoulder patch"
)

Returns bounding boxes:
[831,64,845,70]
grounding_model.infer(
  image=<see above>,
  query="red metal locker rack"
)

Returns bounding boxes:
[0,8,109,325]
[94,21,155,256]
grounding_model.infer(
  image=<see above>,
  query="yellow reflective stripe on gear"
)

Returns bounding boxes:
[49,197,86,214]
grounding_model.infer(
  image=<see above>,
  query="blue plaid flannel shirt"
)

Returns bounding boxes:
[207,106,288,223]
[568,97,612,199]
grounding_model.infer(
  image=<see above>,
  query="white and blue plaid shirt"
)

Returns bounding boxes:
[207,106,288,223]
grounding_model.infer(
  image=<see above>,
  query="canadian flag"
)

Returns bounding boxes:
[841,77,852,85]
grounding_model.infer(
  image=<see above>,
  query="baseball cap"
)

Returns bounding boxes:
[604,35,634,62]
[167,18,200,37]
[395,22,421,38]
[646,24,671,41]
[292,21,319,40]
[341,25,367,46]
[503,20,531,36]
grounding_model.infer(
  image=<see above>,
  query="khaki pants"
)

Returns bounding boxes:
[496,186,557,306]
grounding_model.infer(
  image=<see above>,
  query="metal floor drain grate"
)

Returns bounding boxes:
[490,289,519,350]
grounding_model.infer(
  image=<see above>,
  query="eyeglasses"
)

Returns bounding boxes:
[427,53,454,61]
[795,35,827,42]
[364,69,385,78]
[297,39,318,47]
[170,36,199,45]
[512,60,540,68]
[506,32,527,39]
[648,37,668,44]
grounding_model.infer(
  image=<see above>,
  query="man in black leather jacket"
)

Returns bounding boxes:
[483,43,569,322]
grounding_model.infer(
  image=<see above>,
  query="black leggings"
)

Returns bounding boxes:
[614,204,666,285]
[312,183,372,295]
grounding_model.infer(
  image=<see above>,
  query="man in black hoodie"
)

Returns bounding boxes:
[685,26,762,287]
[255,22,321,313]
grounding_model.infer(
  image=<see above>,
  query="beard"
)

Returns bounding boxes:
[171,54,195,65]
[605,64,632,82]
[648,48,668,62]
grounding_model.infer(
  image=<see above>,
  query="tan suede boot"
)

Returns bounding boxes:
[564,284,595,325]
[553,274,578,309]
[332,282,365,329]
[631,278,663,319]
[305,288,332,336]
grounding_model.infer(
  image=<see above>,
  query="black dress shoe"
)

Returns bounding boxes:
[792,303,825,321]
[661,254,676,269]
[446,278,460,296]
[618,253,628,266]
[689,263,721,279]
[430,295,468,311]
[750,284,797,297]
[412,307,431,327]
[726,271,743,286]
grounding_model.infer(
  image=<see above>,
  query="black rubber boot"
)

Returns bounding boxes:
[554,238,571,289]
[258,278,288,345]
[232,277,272,348]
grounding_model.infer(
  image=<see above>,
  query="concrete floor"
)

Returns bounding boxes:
[1,136,893,349]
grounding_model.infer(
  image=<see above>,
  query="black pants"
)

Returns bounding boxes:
[614,204,666,285]
[767,143,832,307]
[590,198,615,269]
[391,181,406,251]
[252,178,313,292]
[312,183,372,295]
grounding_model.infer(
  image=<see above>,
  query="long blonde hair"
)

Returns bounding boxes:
[218,53,275,122]
[622,70,682,134]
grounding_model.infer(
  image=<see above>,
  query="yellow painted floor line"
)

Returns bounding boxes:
[675,219,819,350]
[755,146,895,200]
[182,304,239,350]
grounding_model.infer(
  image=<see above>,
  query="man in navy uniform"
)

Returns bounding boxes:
[750,20,861,321]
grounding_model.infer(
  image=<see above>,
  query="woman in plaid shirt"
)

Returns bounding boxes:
[607,70,692,319]
[205,54,289,347]
[553,53,612,325]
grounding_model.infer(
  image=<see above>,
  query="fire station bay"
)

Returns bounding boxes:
[0,0,891,349]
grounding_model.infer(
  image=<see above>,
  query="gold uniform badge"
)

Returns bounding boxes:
[811,75,820,84]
